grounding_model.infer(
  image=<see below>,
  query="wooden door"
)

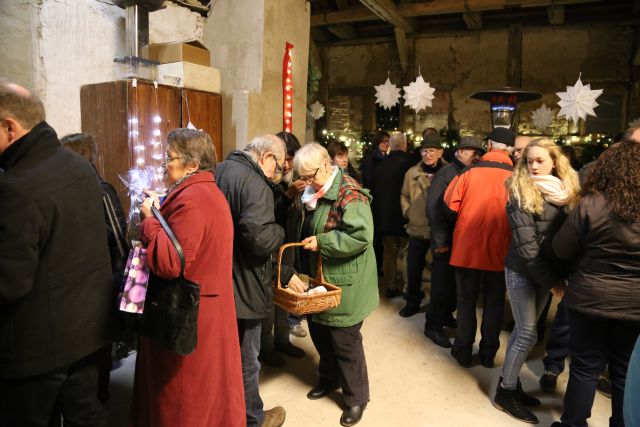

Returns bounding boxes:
[181,89,223,161]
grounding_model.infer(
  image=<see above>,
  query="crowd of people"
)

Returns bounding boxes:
[1,77,639,427]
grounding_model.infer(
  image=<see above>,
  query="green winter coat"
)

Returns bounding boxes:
[307,170,380,327]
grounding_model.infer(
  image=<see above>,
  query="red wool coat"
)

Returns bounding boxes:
[129,172,245,427]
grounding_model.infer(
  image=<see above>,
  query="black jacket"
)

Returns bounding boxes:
[426,156,466,249]
[215,151,285,319]
[360,148,386,190]
[372,150,411,236]
[0,122,115,378]
[505,199,567,290]
[552,192,640,321]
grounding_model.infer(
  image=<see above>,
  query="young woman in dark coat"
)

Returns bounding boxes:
[549,133,640,427]
[493,138,580,424]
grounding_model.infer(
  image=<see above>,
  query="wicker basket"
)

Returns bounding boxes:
[273,242,342,316]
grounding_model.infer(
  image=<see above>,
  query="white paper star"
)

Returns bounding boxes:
[310,101,325,120]
[403,76,435,113]
[374,78,402,110]
[556,76,603,125]
[531,104,554,131]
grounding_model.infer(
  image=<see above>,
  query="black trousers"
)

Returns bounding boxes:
[562,310,640,427]
[0,353,106,427]
[453,267,506,360]
[425,250,457,330]
[308,319,370,407]
[405,238,429,307]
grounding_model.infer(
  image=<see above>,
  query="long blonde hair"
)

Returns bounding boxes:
[507,138,580,215]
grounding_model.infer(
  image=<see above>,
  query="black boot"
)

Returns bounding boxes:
[517,378,541,407]
[340,404,366,426]
[492,383,539,424]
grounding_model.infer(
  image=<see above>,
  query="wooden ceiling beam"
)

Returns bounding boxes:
[311,0,605,26]
[394,27,409,73]
[463,11,483,30]
[327,24,358,39]
[359,0,416,33]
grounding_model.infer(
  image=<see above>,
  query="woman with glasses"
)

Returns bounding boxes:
[292,143,379,427]
[130,128,245,427]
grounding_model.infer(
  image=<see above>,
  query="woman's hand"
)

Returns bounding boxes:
[286,179,307,199]
[302,236,319,252]
[139,190,160,219]
[287,274,307,294]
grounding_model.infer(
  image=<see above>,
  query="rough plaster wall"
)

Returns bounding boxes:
[204,0,265,154]
[150,2,204,44]
[248,0,310,144]
[0,1,35,89]
[415,31,509,134]
[36,0,125,136]
[519,26,633,133]
[327,43,402,88]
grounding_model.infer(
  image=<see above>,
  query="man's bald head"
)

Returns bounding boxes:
[513,135,534,162]
[389,132,407,151]
[0,80,45,131]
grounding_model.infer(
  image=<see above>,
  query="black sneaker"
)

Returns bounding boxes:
[492,383,539,424]
[596,376,612,398]
[539,370,558,392]
[399,304,420,317]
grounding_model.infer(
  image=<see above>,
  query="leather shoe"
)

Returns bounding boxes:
[340,404,366,426]
[451,347,472,368]
[480,353,495,368]
[424,329,452,348]
[384,288,401,299]
[307,383,338,400]
[262,406,286,427]
[399,304,420,317]
[275,342,305,358]
[443,316,457,329]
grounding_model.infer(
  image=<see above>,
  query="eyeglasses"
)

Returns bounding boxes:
[421,148,440,155]
[271,154,284,175]
[299,167,320,182]
[161,155,182,167]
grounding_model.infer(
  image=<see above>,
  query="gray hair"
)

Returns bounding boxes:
[0,80,45,129]
[389,132,407,151]
[168,128,217,171]
[245,134,286,162]
[293,142,330,175]
[489,140,512,152]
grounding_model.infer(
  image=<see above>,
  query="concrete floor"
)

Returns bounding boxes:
[107,295,612,427]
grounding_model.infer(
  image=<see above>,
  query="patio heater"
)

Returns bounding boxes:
[470,88,542,130]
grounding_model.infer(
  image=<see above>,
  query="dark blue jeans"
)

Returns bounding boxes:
[238,318,264,427]
[543,297,570,374]
[405,238,429,308]
[562,310,640,427]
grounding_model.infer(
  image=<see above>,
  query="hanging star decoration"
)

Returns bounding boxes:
[531,104,554,131]
[403,75,436,113]
[374,78,402,110]
[310,101,325,120]
[556,75,603,125]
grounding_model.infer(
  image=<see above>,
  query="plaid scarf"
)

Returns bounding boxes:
[324,174,369,232]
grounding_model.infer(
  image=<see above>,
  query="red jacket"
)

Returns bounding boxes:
[130,172,245,427]
[444,151,513,271]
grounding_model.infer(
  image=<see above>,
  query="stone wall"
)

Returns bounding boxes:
[323,25,636,138]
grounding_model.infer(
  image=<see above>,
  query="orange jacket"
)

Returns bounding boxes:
[444,150,513,271]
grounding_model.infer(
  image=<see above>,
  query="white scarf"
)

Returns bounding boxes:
[530,174,569,206]
[301,166,339,211]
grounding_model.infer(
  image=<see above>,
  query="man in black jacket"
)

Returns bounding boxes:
[0,81,115,426]
[424,136,484,347]
[372,132,411,298]
[215,134,288,427]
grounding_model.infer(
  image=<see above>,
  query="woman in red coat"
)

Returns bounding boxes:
[130,128,245,427]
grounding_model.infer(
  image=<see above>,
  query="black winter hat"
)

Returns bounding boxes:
[486,127,516,147]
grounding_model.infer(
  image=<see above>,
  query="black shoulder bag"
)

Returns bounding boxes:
[138,205,200,355]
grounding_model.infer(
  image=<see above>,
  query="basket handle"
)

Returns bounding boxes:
[276,242,324,290]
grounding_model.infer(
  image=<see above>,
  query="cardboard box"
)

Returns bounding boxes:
[156,62,220,93]
[145,40,210,67]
